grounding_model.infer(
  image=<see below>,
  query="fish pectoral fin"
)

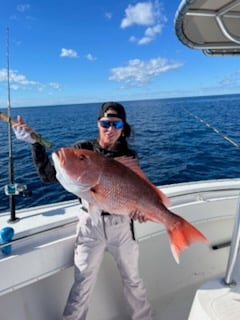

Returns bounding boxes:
[90,186,97,194]
[89,184,107,209]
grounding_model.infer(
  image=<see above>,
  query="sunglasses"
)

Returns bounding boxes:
[99,120,124,129]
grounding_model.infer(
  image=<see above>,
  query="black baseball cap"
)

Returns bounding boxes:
[98,102,126,122]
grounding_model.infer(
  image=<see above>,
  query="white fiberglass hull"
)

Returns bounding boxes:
[0,179,239,320]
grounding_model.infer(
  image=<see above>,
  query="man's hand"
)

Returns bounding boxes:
[129,210,147,223]
[12,116,36,144]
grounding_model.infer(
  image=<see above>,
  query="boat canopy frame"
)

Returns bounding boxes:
[175,0,240,55]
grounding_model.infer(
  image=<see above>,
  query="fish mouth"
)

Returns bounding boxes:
[52,148,66,167]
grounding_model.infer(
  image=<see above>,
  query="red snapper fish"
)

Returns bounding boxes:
[52,148,207,263]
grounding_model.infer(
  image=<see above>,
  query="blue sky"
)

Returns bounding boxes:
[0,0,239,107]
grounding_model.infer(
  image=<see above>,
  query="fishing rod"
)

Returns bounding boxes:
[2,30,53,223]
[0,112,53,148]
[183,108,240,149]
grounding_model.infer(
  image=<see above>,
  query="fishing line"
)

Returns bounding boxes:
[183,108,240,149]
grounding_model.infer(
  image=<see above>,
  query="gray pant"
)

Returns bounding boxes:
[62,213,152,320]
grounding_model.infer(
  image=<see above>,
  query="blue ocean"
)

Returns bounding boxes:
[0,94,240,214]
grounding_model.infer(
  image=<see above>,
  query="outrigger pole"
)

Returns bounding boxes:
[5,28,19,223]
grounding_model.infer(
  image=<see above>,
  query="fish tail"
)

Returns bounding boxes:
[167,216,208,264]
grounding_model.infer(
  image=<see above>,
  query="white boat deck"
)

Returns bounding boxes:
[0,200,79,296]
[0,179,240,320]
[189,277,240,320]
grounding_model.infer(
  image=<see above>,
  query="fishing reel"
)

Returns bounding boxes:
[4,183,32,197]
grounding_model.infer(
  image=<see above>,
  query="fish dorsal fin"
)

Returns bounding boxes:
[114,156,170,207]
[114,156,142,175]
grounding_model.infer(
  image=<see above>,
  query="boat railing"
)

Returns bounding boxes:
[0,219,77,252]
[224,193,240,285]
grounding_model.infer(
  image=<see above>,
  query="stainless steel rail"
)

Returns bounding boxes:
[224,193,240,285]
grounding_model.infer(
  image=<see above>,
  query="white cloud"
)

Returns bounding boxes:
[129,24,162,45]
[109,57,183,85]
[10,84,20,90]
[85,53,97,61]
[60,48,78,58]
[219,70,240,86]
[49,82,60,89]
[0,68,60,92]
[105,12,112,20]
[129,35,137,43]
[121,1,167,45]
[0,68,36,86]
[17,4,31,13]
[121,2,155,28]
[138,24,162,44]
